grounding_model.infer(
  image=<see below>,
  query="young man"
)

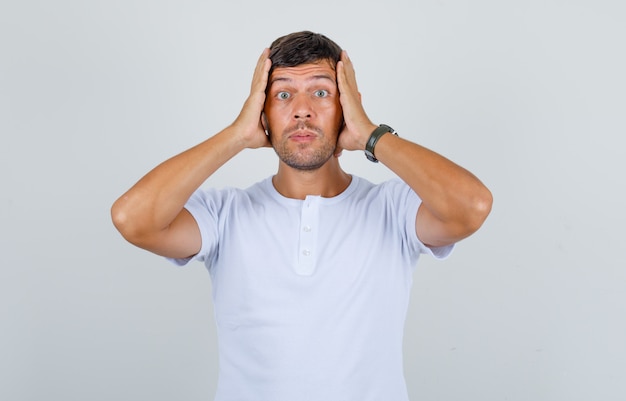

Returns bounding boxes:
[112,31,492,400]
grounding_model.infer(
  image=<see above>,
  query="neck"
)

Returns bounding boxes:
[272,157,352,199]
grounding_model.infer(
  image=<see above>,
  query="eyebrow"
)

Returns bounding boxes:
[269,74,336,86]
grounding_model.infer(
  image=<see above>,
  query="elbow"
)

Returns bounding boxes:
[111,199,130,238]
[110,197,142,245]
[466,186,493,234]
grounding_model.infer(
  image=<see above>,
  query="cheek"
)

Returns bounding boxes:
[318,97,341,114]
[324,100,343,126]
[264,100,290,121]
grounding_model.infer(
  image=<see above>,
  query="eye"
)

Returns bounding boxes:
[277,91,290,100]
[314,89,329,98]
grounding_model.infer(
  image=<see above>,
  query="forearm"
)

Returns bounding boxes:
[111,126,244,240]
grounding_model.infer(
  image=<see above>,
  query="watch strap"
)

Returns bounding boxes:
[364,124,396,163]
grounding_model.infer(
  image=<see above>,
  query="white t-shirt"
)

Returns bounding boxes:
[171,175,453,401]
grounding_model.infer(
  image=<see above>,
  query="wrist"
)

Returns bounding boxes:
[226,121,265,151]
[357,123,378,150]
[364,124,397,163]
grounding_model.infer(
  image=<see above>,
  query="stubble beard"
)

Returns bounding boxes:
[268,122,338,171]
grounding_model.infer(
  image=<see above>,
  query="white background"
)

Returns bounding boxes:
[1,0,625,400]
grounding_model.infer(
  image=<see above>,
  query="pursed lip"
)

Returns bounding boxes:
[288,129,318,141]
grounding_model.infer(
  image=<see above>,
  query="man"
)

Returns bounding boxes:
[112,31,492,400]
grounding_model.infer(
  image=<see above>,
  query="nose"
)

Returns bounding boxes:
[292,95,313,120]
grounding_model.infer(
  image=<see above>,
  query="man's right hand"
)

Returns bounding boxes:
[230,48,273,150]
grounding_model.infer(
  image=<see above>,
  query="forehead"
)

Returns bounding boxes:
[268,60,337,86]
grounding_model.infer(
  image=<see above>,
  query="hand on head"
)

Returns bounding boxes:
[230,48,273,150]
[336,51,378,154]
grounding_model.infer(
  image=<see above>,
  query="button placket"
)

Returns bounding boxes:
[296,196,320,276]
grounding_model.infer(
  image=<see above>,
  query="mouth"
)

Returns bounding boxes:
[287,128,319,142]
[290,130,315,137]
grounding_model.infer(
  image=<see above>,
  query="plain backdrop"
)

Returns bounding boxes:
[1,0,625,400]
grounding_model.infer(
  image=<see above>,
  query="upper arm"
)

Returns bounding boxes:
[415,203,470,249]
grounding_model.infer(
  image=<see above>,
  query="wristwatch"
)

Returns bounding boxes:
[364,124,397,163]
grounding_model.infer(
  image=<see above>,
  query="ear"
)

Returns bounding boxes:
[261,112,268,132]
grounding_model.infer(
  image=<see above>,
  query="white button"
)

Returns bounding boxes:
[302,249,311,256]
[303,225,312,232]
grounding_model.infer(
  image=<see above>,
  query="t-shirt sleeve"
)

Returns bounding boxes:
[166,188,221,267]
[392,179,455,260]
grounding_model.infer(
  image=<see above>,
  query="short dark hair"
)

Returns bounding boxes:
[268,31,343,76]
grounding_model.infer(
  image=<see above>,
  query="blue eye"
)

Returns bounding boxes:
[314,89,328,98]
[278,92,290,100]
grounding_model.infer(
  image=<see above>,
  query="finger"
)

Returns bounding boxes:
[255,48,271,75]
[337,60,360,121]
[251,48,272,92]
[336,55,346,92]
[338,50,357,92]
